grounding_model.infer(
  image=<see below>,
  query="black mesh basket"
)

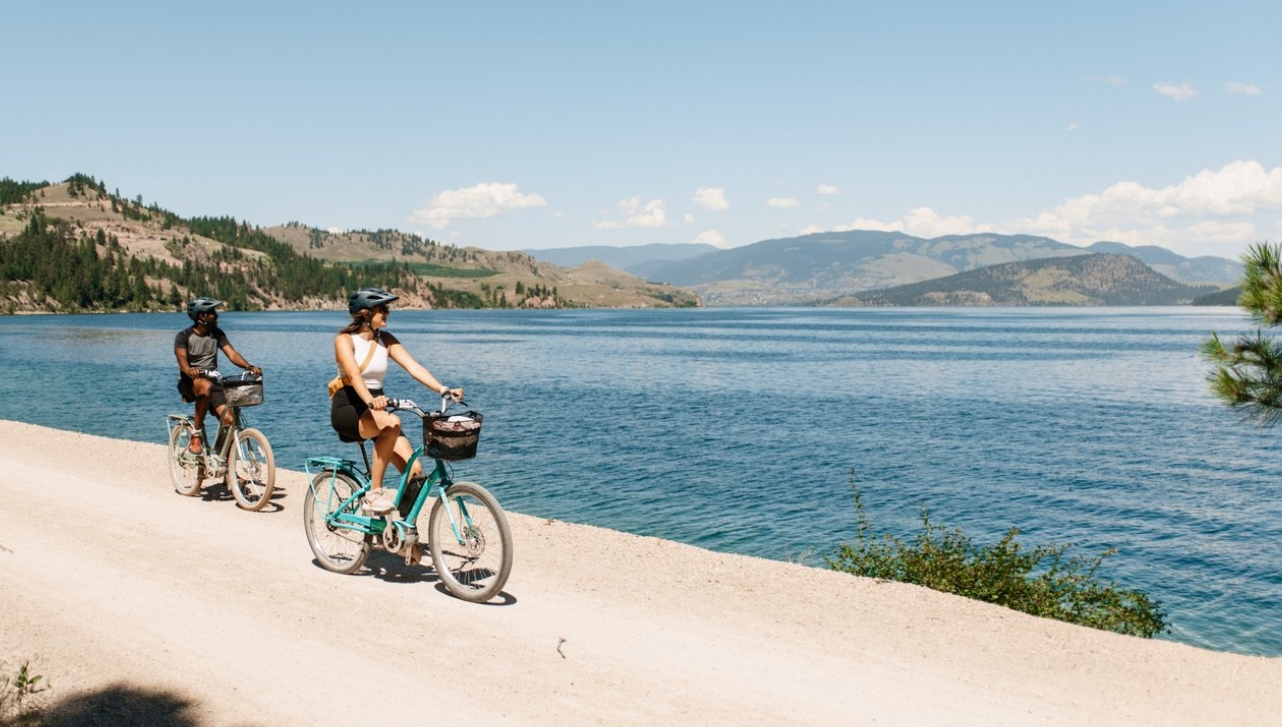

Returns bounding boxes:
[423,411,483,461]
[223,375,264,408]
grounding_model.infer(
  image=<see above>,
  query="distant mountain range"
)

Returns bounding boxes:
[523,242,722,280]
[825,254,1217,307]
[1,173,1246,311]
[527,232,1242,306]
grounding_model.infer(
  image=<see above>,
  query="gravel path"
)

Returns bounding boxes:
[1,420,1278,726]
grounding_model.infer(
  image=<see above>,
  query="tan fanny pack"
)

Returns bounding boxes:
[327,334,378,398]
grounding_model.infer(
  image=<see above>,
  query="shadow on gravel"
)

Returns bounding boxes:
[197,483,234,503]
[19,684,197,727]
[339,551,519,605]
[364,549,438,584]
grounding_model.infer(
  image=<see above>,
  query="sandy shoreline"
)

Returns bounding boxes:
[0,420,1278,726]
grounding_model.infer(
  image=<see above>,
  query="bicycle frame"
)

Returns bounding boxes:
[305,421,475,545]
[166,406,251,475]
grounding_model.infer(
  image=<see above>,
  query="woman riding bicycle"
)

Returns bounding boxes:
[331,287,463,514]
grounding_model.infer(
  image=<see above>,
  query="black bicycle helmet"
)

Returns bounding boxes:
[348,287,399,314]
[187,297,223,321]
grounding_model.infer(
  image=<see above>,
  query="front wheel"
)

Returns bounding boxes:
[168,422,203,496]
[226,427,275,511]
[304,469,371,574]
[427,481,513,602]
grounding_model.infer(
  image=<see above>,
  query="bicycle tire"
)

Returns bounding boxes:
[426,481,513,602]
[226,427,276,511]
[304,469,371,574]
[168,422,203,496]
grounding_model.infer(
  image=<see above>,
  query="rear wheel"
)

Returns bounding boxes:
[304,470,371,574]
[427,481,512,602]
[168,422,203,496]
[226,427,275,511]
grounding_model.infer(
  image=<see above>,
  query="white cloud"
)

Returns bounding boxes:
[834,207,989,238]
[1154,81,1196,101]
[410,182,546,230]
[1226,81,1263,96]
[822,161,1282,257]
[1011,160,1282,255]
[799,224,824,235]
[694,229,731,249]
[593,196,668,229]
[682,213,694,224]
[1066,122,1079,132]
[817,184,840,195]
[693,187,729,211]
[767,197,800,208]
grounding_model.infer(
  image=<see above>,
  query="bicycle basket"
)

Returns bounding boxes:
[423,411,483,461]
[223,375,264,408]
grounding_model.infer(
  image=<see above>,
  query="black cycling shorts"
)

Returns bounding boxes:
[178,373,226,409]
[331,385,380,442]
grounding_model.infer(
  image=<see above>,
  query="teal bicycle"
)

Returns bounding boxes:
[303,395,513,602]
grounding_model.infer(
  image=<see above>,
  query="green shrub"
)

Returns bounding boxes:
[826,478,1167,638]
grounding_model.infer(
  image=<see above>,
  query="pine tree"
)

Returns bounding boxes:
[1202,242,1282,425]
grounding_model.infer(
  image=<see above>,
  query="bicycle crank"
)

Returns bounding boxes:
[381,520,405,552]
[400,530,422,566]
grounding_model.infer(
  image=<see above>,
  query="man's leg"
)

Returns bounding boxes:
[191,377,213,453]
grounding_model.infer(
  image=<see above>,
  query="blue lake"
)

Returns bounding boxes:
[1,307,1279,656]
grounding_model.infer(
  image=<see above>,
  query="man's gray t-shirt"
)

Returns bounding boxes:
[175,326,231,371]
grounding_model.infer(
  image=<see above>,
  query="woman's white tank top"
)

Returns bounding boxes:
[346,333,389,390]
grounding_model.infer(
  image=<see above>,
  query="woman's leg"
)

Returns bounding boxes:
[389,435,423,480]
[359,410,402,507]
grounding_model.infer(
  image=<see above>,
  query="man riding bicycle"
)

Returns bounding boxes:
[174,297,261,454]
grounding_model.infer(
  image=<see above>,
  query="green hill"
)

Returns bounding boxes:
[0,174,699,313]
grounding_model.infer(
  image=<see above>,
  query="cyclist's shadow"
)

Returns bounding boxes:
[198,483,286,514]
[198,483,235,504]
[359,551,517,604]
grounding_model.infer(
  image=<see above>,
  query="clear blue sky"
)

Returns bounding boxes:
[4,1,1280,258]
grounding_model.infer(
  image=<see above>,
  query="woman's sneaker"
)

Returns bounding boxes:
[363,488,395,514]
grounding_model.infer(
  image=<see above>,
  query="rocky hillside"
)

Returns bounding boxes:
[0,175,700,313]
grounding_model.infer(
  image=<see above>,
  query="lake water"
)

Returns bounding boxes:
[1,307,1279,657]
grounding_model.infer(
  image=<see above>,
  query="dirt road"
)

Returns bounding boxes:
[0,421,1277,726]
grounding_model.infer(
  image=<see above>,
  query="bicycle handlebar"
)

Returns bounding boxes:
[389,391,467,417]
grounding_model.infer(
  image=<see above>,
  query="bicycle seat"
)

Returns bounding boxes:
[338,433,365,443]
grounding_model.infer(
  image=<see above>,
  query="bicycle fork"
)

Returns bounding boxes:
[434,487,481,555]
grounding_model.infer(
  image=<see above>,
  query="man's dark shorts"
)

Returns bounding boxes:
[178,373,226,409]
